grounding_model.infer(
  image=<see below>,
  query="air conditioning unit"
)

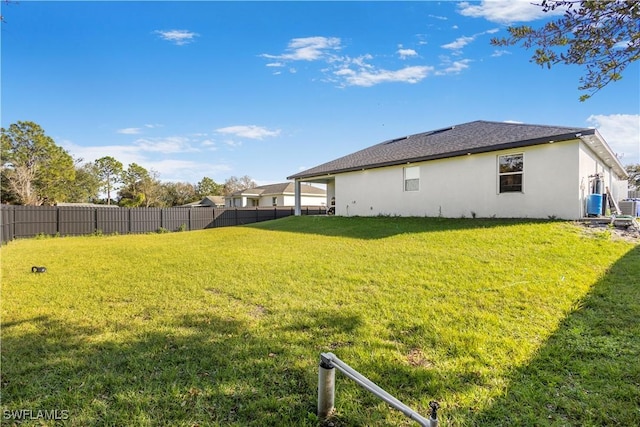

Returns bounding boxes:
[619,200,639,217]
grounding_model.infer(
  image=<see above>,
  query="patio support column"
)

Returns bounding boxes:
[294,179,301,216]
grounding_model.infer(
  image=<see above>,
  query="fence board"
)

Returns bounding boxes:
[0,205,326,244]
[1,207,13,242]
[98,208,130,234]
[162,208,190,232]
[130,208,161,233]
[190,208,215,230]
[13,206,57,238]
[58,207,95,236]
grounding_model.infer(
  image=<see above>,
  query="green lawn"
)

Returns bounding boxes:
[1,216,638,426]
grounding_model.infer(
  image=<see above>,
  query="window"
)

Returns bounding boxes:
[498,154,523,193]
[404,166,420,191]
[272,197,277,206]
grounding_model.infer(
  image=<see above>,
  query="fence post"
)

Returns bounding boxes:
[56,206,61,236]
[318,354,335,419]
[12,206,16,242]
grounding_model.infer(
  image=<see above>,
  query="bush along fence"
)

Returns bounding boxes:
[0,205,326,244]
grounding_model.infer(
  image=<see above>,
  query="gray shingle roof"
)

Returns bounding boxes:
[229,182,326,196]
[287,120,596,180]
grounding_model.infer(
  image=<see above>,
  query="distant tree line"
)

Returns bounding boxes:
[1,121,258,206]
[2,121,638,206]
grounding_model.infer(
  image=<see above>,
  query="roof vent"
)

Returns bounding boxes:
[384,136,408,144]
[425,126,454,136]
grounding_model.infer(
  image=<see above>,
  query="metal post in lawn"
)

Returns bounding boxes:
[318,352,439,427]
[317,353,335,419]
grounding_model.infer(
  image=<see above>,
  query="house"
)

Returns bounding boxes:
[225,182,326,208]
[286,120,629,220]
[181,196,226,208]
[56,203,120,208]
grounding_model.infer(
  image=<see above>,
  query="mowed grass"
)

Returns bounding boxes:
[1,216,638,426]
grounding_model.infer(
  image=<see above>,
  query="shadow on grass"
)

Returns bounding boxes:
[4,245,637,426]
[249,215,552,240]
[0,313,320,426]
[471,245,640,426]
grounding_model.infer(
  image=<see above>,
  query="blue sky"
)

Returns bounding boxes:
[2,1,639,187]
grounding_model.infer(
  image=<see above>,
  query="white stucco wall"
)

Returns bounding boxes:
[257,194,326,207]
[284,195,326,206]
[578,142,628,212]
[333,140,589,219]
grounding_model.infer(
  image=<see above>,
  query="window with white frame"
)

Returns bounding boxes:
[498,153,523,193]
[272,197,277,206]
[404,166,420,191]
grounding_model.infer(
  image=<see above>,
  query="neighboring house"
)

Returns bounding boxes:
[286,120,629,220]
[225,182,326,208]
[181,196,226,208]
[56,203,120,208]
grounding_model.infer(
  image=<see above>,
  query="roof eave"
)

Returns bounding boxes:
[289,130,594,181]
[579,131,629,178]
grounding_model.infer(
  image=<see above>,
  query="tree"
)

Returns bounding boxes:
[0,170,18,204]
[161,181,198,206]
[68,162,101,203]
[94,156,123,205]
[1,121,75,205]
[491,0,640,101]
[626,164,640,191]
[119,163,163,207]
[196,176,223,198]
[223,175,257,195]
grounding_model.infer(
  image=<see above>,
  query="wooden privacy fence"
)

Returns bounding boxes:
[0,205,326,244]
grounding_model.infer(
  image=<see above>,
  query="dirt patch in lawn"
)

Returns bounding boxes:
[577,219,640,243]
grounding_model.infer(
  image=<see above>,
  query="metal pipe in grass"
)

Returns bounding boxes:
[318,352,439,427]
[317,356,335,418]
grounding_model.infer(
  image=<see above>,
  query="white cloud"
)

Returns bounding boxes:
[61,137,230,184]
[145,159,228,182]
[335,65,433,87]
[442,36,475,50]
[61,141,144,167]
[397,48,418,59]
[491,49,511,57]
[587,114,640,165]
[117,127,142,135]
[435,59,472,75]
[132,136,199,154]
[261,36,341,61]
[441,28,501,51]
[457,1,565,24]
[200,139,217,149]
[263,36,435,88]
[215,125,281,140]
[222,139,243,148]
[154,29,199,46]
